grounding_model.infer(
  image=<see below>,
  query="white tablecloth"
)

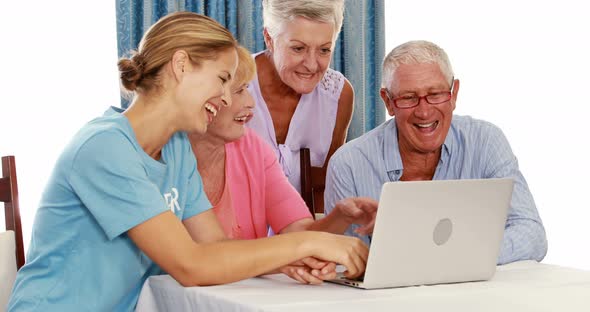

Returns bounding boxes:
[136,261,590,311]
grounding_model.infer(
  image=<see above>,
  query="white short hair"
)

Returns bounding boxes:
[262,0,345,41]
[381,40,454,89]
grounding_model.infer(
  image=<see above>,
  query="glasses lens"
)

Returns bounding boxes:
[426,92,451,104]
[395,96,418,108]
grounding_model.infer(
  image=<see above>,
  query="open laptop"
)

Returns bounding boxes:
[330,178,514,289]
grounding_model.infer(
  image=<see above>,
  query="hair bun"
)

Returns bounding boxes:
[118,52,145,91]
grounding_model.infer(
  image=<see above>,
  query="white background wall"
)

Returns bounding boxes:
[385,0,590,270]
[0,1,120,249]
[1,1,588,271]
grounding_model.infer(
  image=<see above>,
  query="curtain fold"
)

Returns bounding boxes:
[116,0,384,138]
[333,0,385,139]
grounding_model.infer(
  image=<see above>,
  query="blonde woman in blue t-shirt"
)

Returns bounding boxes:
[7,12,367,312]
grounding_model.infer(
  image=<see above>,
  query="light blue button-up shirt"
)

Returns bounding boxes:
[325,115,547,265]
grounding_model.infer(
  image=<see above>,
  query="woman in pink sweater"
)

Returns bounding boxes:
[188,46,376,284]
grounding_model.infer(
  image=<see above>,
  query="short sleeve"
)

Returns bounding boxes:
[69,131,168,240]
[318,68,345,99]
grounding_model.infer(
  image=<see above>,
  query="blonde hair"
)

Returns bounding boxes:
[262,0,344,41]
[382,40,454,89]
[232,46,256,91]
[118,12,238,94]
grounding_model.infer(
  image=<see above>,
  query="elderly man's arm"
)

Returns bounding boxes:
[496,168,548,264]
[483,125,548,264]
[281,149,378,239]
[322,151,373,245]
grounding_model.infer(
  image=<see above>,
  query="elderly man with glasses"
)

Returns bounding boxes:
[324,40,547,265]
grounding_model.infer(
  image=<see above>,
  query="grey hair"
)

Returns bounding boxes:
[381,40,454,89]
[262,0,345,42]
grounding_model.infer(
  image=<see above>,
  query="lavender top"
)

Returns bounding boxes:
[247,51,345,192]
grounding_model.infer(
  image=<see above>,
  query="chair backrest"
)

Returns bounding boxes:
[1,155,25,270]
[299,148,326,218]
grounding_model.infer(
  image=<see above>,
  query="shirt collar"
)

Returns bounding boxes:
[384,117,455,173]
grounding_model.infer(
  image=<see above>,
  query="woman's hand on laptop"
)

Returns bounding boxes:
[302,232,369,279]
[334,197,378,236]
[279,257,338,284]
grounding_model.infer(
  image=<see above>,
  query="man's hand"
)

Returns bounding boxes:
[279,257,337,284]
[334,197,378,235]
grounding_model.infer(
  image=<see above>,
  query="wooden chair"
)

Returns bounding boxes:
[1,155,25,270]
[300,148,325,219]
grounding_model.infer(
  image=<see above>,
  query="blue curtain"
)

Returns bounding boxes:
[334,0,385,139]
[116,0,384,138]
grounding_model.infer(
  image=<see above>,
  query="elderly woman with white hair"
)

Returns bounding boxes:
[247,0,353,211]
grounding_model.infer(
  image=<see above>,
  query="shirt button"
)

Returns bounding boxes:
[394,170,401,174]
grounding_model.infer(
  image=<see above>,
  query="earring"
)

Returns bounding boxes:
[182,66,185,73]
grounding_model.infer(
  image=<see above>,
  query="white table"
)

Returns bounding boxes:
[136,261,590,311]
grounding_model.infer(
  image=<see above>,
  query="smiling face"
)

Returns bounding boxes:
[206,82,255,143]
[175,48,238,134]
[266,16,335,94]
[382,63,458,155]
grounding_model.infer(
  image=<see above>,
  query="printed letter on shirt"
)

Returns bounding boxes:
[164,187,181,213]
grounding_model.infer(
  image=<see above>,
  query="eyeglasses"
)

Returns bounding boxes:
[385,82,454,109]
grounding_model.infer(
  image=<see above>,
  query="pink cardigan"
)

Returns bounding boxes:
[219,128,311,239]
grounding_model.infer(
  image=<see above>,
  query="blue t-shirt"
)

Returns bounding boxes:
[8,107,211,311]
